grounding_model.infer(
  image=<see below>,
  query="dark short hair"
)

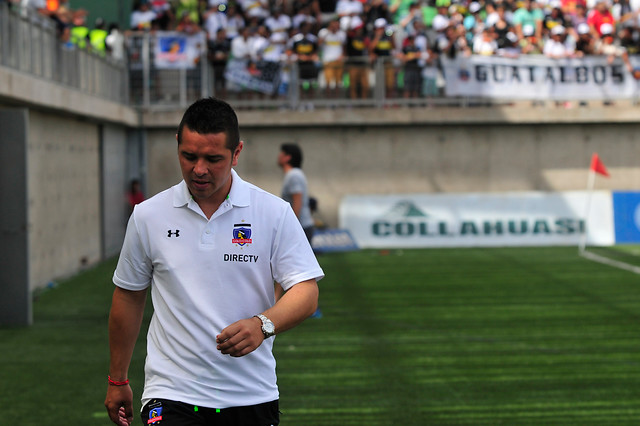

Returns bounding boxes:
[177,97,240,152]
[280,143,303,168]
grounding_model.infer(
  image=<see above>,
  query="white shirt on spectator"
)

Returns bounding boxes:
[473,36,498,55]
[205,11,228,39]
[225,15,246,39]
[293,13,317,29]
[336,0,363,16]
[265,14,292,34]
[131,10,158,30]
[249,34,269,61]
[544,38,574,58]
[239,0,269,19]
[318,27,346,63]
[231,34,252,60]
[432,14,450,32]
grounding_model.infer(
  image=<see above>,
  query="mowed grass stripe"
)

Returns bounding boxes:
[276,247,640,425]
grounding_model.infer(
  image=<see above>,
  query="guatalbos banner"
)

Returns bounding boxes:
[441,55,640,100]
[339,191,614,248]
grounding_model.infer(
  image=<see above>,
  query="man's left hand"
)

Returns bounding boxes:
[216,317,264,357]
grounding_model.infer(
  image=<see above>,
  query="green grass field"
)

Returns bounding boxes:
[1,247,639,425]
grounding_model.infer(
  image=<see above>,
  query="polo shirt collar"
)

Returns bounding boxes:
[172,169,250,208]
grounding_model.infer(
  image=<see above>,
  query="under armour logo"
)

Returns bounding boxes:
[167,229,180,237]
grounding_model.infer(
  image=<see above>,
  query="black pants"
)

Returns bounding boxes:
[141,399,279,426]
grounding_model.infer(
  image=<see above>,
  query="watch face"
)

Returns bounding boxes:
[263,321,275,335]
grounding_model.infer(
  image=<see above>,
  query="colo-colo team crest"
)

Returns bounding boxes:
[232,223,252,246]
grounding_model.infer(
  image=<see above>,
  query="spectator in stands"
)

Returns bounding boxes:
[149,0,173,30]
[89,17,108,55]
[295,0,322,24]
[570,3,589,28]
[400,1,424,36]
[493,4,517,49]
[464,1,485,45]
[432,0,451,34]
[105,22,126,60]
[400,33,422,98]
[345,16,371,99]
[265,5,292,35]
[263,31,290,98]
[336,0,364,20]
[436,22,472,58]
[574,22,596,55]
[204,2,227,40]
[543,24,575,57]
[174,0,200,26]
[130,1,157,31]
[208,28,231,97]
[587,0,616,37]
[389,0,418,25]
[519,23,544,53]
[262,30,289,64]
[619,25,640,54]
[473,26,499,55]
[512,0,544,42]
[176,9,202,34]
[370,18,397,98]
[249,24,270,62]
[594,22,634,73]
[543,2,569,38]
[238,0,270,22]
[364,0,392,35]
[70,11,90,49]
[288,21,320,103]
[318,18,346,98]
[223,3,245,40]
[229,26,253,96]
[20,0,49,18]
[292,4,317,30]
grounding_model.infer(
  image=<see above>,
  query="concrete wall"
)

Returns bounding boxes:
[143,114,640,229]
[102,124,130,258]
[27,110,102,290]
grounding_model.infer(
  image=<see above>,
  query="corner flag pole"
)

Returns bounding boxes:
[580,153,610,253]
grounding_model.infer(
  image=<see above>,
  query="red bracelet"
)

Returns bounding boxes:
[108,376,129,386]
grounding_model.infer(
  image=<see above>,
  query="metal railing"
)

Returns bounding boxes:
[127,30,483,111]
[0,3,128,104]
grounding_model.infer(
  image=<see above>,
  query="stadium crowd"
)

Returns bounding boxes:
[9,0,640,98]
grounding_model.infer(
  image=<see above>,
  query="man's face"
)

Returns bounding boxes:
[178,126,242,204]
[277,150,290,168]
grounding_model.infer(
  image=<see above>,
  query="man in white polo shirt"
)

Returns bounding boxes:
[104,97,323,426]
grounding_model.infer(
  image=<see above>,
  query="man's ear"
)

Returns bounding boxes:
[232,141,244,166]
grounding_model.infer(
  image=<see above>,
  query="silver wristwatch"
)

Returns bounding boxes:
[254,314,275,338]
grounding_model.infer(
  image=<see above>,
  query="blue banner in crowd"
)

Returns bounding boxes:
[613,191,640,243]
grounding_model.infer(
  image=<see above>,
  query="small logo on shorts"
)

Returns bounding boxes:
[232,223,252,246]
[148,403,163,424]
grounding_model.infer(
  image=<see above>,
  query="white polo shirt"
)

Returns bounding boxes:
[113,169,324,409]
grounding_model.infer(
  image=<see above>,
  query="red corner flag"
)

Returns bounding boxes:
[590,153,609,177]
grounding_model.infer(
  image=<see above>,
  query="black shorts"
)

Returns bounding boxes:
[141,398,279,426]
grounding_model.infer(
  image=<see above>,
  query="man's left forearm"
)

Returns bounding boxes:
[263,279,318,334]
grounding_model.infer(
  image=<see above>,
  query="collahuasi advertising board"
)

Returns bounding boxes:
[339,191,615,248]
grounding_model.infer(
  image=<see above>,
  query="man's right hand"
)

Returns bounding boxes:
[104,384,134,426]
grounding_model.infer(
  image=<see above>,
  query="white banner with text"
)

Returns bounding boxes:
[441,55,640,100]
[339,191,614,248]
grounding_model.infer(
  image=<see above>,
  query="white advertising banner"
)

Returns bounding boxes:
[339,191,614,248]
[441,55,640,100]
